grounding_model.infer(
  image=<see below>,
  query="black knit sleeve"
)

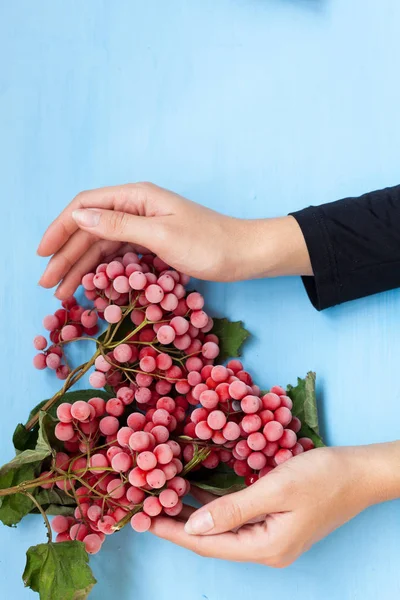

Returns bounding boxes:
[290,185,400,310]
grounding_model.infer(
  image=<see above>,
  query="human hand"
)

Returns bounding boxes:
[37,182,310,299]
[151,443,400,566]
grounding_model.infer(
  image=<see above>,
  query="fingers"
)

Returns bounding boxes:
[37,186,121,257]
[37,182,170,258]
[54,240,121,299]
[150,516,259,561]
[39,230,96,288]
[184,477,281,536]
[71,208,160,250]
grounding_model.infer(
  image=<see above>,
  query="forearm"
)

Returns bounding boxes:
[360,441,400,505]
[233,216,313,280]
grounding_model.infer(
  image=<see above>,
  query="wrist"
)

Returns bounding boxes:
[239,216,312,280]
[352,442,400,507]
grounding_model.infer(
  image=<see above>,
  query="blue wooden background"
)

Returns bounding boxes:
[0,1,399,598]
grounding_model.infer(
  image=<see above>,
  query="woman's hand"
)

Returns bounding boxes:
[37,182,311,299]
[151,443,400,566]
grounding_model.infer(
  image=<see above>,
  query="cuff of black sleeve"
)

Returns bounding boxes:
[290,207,341,311]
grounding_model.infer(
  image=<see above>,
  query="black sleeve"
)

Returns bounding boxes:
[290,184,400,310]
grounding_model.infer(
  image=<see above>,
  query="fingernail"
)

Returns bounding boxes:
[184,510,214,535]
[72,209,101,228]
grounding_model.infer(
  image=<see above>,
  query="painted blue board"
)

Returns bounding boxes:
[0,1,399,598]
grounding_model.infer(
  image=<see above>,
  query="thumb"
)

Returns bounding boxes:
[72,208,156,248]
[184,477,280,536]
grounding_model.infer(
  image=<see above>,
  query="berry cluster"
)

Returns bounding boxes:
[33,297,99,380]
[32,251,314,557]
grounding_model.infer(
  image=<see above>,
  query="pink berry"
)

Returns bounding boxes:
[261,393,281,410]
[274,449,293,465]
[270,385,286,396]
[298,437,315,451]
[151,425,170,444]
[241,395,261,414]
[106,260,125,280]
[145,284,164,304]
[113,275,130,294]
[202,341,219,359]
[131,512,151,533]
[137,451,157,471]
[207,410,227,430]
[157,325,176,345]
[199,390,219,409]
[126,486,145,505]
[99,416,119,436]
[128,468,147,488]
[89,371,106,389]
[292,442,305,456]
[88,397,106,417]
[95,355,112,373]
[104,305,122,324]
[54,422,75,441]
[70,523,89,541]
[263,421,284,442]
[190,310,209,329]
[33,353,47,370]
[241,414,262,434]
[170,316,189,335]
[154,443,173,465]
[43,314,60,331]
[46,353,61,370]
[160,293,178,312]
[274,406,293,427]
[56,365,70,380]
[159,489,179,508]
[186,292,204,310]
[195,421,213,440]
[70,401,91,422]
[89,453,109,474]
[129,271,147,290]
[56,403,73,423]
[247,432,267,451]
[127,412,147,432]
[61,325,79,341]
[51,515,69,533]
[247,451,267,470]
[114,344,133,363]
[157,274,175,292]
[146,468,167,489]
[82,273,96,290]
[98,515,116,535]
[33,335,47,351]
[106,397,124,417]
[288,417,302,433]
[279,429,297,449]
[117,386,135,405]
[83,533,102,555]
[107,478,126,499]
[222,421,241,441]
[143,496,163,516]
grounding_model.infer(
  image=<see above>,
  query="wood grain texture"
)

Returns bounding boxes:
[0,1,399,598]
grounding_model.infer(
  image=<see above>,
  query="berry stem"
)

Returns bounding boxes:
[25,350,101,431]
[24,490,52,543]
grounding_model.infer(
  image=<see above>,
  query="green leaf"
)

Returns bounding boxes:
[287,372,325,448]
[0,463,37,526]
[33,488,76,516]
[23,541,96,600]
[14,390,112,453]
[0,413,54,526]
[211,318,250,362]
[189,464,246,496]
